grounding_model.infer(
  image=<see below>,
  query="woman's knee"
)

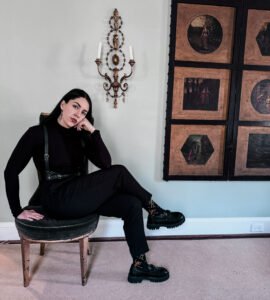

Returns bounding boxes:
[108,164,129,176]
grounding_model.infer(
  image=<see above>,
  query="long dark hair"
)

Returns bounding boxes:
[41,89,94,125]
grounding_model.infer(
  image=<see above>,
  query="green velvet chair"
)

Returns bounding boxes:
[15,209,99,286]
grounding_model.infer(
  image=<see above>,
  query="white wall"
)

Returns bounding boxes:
[1,0,270,225]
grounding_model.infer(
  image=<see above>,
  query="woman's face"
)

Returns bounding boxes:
[58,97,90,128]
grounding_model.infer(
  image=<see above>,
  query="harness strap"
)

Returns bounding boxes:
[43,126,50,173]
[42,125,81,181]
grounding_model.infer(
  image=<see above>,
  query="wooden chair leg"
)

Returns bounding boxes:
[40,243,46,256]
[87,239,91,255]
[79,237,89,286]
[21,238,30,287]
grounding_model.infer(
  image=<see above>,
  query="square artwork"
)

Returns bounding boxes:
[172,67,230,120]
[169,124,225,176]
[175,3,235,63]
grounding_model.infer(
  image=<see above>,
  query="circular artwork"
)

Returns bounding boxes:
[251,79,270,114]
[187,15,223,54]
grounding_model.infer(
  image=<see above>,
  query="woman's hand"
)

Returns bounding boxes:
[76,118,96,133]
[17,209,44,221]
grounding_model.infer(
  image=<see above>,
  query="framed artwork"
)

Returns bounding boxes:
[164,0,270,180]
[235,126,270,176]
[169,125,226,176]
[172,67,231,120]
[175,3,235,63]
[239,71,270,121]
[244,10,270,65]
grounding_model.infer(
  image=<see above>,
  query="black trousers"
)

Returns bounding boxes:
[43,165,151,258]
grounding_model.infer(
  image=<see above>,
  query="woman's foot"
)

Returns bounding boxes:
[145,199,185,230]
[128,256,169,283]
[147,210,185,230]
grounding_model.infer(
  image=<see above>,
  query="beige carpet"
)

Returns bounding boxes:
[1,238,270,300]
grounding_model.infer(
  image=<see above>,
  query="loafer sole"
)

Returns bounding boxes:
[128,272,169,283]
[147,217,185,230]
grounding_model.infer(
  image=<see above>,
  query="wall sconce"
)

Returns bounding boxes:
[95,9,135,108]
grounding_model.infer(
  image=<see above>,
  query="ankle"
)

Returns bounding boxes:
[133,254,147,266]
[145,199,164,216]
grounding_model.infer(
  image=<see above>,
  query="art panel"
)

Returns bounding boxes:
[172,67,230,120]
[239,71,270,121]
[235,126,270,176]
[175,3,235,63]
[169,125,226,176]
[244,10,270,65]
[164,0,270,180]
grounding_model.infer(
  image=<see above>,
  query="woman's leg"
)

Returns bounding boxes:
[44,164,185,229]
[95,194,149,258]
[44,165,151,218]
[95,193,169,283]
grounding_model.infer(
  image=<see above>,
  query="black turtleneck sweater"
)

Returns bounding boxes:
[4,121,111,217]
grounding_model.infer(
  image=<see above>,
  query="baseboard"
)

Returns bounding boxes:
[1,217,270,241]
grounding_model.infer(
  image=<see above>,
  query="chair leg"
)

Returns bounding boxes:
[79,237,89,286]
[87,239,91,255]
[40,243,46,256]
[21,238,30,287]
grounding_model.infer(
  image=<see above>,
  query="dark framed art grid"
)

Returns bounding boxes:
[164,0,270,180]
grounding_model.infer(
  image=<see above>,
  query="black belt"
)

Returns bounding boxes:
[45,171,81,181]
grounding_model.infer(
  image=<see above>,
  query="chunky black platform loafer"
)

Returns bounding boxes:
[147,211,185,230]
[128,260,169,283]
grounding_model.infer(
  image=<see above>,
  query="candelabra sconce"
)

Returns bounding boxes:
[95,9,135,108]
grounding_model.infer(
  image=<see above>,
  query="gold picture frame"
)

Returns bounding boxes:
[239,70,270,121]
[175,3,235,63]
[169,124,226,176]
[172,67,231,120]
[244,9,270,65]
[235,126,270,176]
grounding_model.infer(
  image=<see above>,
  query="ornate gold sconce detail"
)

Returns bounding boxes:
[95,9,135,108]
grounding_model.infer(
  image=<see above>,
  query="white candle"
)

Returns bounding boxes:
[129,46,134,60]
[97,42,102,59]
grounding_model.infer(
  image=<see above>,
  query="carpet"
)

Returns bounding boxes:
[1,238,270,300]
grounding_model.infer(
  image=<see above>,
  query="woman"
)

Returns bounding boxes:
[4,89,185,283]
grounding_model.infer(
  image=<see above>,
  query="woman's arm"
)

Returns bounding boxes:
[77,118,112,169]
[83,130,112,169]
[4,127,42,218]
